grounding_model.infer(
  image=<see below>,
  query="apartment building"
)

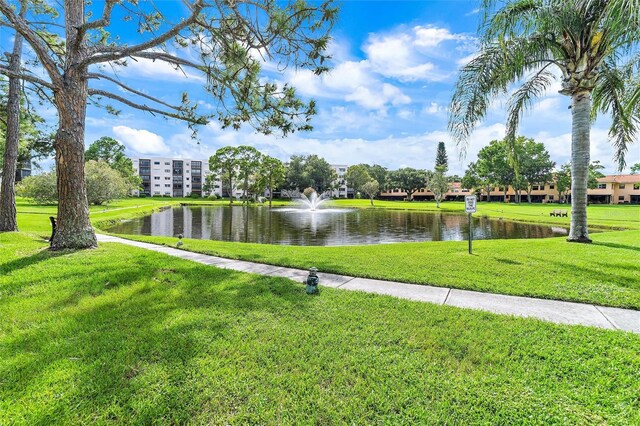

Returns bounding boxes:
[331,164,351,199]
[380,174,640,204]
[132,157,212,197]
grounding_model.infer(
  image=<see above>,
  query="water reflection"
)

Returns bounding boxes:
[110,206,569,246]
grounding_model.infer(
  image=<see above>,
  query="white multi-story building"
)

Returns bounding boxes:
[131,157,218,197]
[331,164,351,198]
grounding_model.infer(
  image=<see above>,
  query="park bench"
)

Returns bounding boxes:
[549,209,568,217]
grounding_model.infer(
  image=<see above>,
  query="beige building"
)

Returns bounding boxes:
[380,174,640,204]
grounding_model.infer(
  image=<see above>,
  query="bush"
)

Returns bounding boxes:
[85,161,130,205]
[189,192,201,199]
[139,193,147,198]
[15,172,58,204]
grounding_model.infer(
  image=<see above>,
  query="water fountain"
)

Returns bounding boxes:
[297,190,330,211]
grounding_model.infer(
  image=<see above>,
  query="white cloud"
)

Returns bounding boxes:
[112,126,170,155]
[287,60,410,111]
[363,25,470,82]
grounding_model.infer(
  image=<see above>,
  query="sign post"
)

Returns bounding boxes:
[465,195,477,254]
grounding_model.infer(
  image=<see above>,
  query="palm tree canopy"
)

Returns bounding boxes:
[449,0,639,169]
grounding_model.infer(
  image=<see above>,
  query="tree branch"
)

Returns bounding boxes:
[87,72,183,110]
[88,88,207,124]
[79,0,118,33]
[0,65,55,89]
[83,0,204,66]
[0,0,61,85]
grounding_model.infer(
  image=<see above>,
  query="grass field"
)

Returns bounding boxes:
[1,233,639,424]
[121,229,640,309]
[329,199,640,230]
[15,197,640,309]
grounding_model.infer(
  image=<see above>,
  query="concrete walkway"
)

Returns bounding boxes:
[97,234,640,334]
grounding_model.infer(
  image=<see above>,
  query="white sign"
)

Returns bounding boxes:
[465,195,477,213]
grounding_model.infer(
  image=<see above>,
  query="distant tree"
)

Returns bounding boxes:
[345,165,371,195]
[257,155,286,207]
[361,180,379,206]
[435,141,448,172]
[85,161,130,205]
[363,164,388,190]
[85,137,140,189]
[516,138,555,203]
[588,161,606,189]
[235,146,262,203]
[209,147,241,205]
[631,163,640,174]
[476,140,514,202]
[555,164,572,203]
[304,155,337,193]
[284,155,310,191]
[387,168,429,201]
[15,171,57,204]
[447,174,462,183]
[426,168,450,208]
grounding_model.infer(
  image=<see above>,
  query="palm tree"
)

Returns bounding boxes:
[449,0,639,243]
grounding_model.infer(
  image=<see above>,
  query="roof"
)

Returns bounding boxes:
[598,174,640,184]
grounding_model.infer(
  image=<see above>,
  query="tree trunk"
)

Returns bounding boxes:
[0,24,23,232]
[50,76,97,249]
[527,189,532,203]
[369,196,374,206]
[269,185,273,208]
[485,186,491,202]
[568,91,591,243]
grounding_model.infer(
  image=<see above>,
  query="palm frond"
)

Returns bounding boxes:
[449,35,559,153]
[592,62,639,170]
[482,0,543,43]
[505,67,556,170]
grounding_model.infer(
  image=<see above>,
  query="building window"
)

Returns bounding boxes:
[153,161,160,165]
[165,184,171,188]
[619,196,625,201]
[165,169,171,173]
[597,183,607,189]
[165,177,170,180]
[619,184,625,189]
[548,185,555,190]
[154,184,160,187]
[154,176,160,180]
[634,183,640,190]
[165,162,170,165]
[548,195,554,200]
[532,185,539,190]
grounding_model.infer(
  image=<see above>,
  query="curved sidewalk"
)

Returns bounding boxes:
[97,234,640,334]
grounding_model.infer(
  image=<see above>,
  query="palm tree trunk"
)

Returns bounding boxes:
[0,23,23,232]
[568,91,591,243]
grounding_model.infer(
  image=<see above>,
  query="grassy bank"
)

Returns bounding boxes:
[121,229,640,309]
[1,233,638,424]
[329,199,640,230]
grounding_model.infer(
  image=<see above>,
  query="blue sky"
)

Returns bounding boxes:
[7,0,640,175]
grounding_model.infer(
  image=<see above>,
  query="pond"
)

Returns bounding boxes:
[106,205,569,246]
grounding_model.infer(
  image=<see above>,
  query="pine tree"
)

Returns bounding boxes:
[435,141,448,172]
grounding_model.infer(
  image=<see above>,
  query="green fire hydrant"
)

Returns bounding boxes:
[305,267,319,295]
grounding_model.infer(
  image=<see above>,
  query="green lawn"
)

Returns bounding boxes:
[121,229,640,309]
[329,199,640,230]
[15,197,640,309]
[1,233,639,424]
